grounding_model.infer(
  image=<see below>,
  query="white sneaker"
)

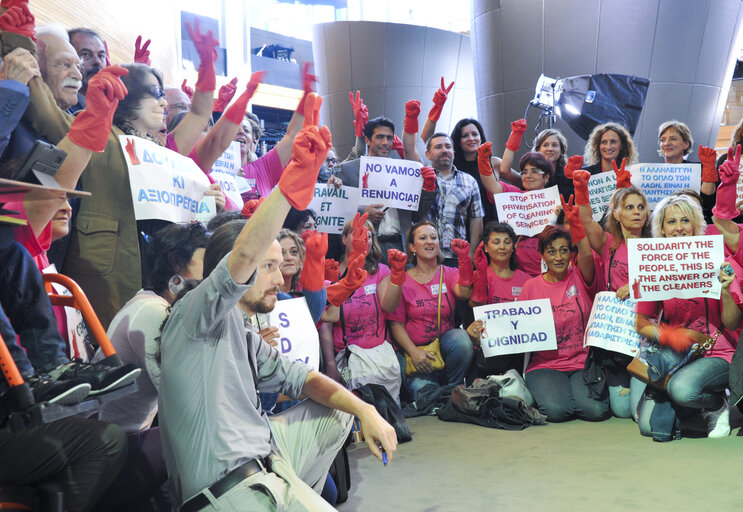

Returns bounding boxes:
[704,399,731,438]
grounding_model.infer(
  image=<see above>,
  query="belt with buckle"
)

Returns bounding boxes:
[180,457,270,512]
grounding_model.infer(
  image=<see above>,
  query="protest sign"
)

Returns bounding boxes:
[210,141,243,209]
[357,156,423,211]
[308,185,361,234]
[630,163,701,210]
[473,299,558,358]
[627,235,724,301]
[120,135,214,223]
[42,265,91,361]
[587,171,617,221]
[493,186,560,236]
[583,292,644,357]
[268,297,320,370]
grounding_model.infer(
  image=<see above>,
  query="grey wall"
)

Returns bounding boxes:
[312,21,477,159]
[472,0,743,165]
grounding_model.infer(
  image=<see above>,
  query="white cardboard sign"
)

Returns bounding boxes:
[268,297,320,370]
[583,292,644,357]
[630,163,701,210]
[308,185,361,234]
[210,141,243,210]
[493,185,560,237]
[357,156,423,211]
[473,299,558,357]
[587,171,618,221]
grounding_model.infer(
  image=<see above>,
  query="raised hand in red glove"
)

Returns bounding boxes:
[185,17,218,92]
[388,249,407,287]
[324,259,340,282]
[67,65,128,152]
[713,144,742,220]
[349,212,369,261]
[0,0,28,9]
[327,253,368,307]
[295,62,317,116]
[404,100,421,134]
[213,77,238,113]
[612,157,632,189]
[421,166,436,192]
[561,194,586,243]
[392,134,405,158]
[0,4,35,40]
[572,170,591,206]
[699,145,719,183]
[451,238,474,286]
[278,93,332,209]
[564,155,584,179]
[299,231,327,292]
[477,142,493,176]
[470,241,489,303]
[133,35,151,66]
[181,79,194,100]
[240,197,265,219]
[349,90,368,138]
[505,118,527,152]
[223,71,265,124]
[427,76,454,122]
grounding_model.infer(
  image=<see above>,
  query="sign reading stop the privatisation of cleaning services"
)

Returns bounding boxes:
[357,156,423,211]
[584,292,644,357]
[627,235,724,301]
[473,299,557,358]
[587,171,617,221]
[268,297,320,370]
[629,162,701,210]
[210,141,243,210]
[308,184,362,234]
[493,185,560,237]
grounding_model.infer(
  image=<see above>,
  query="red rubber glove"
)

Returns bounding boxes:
[181,79,194,100]
[470,241,489,303]
[133,35,151,66]
[451,238,473,286]
[561,194,586,243]
[102,40,111,66]
[295,62,317,116]
[125,138,140,165]
[222,71,265,124]
[713,144,742,220]
[0,4,35,40]
[240,197,264,219]
[299,231,327,292]
[349,90,368,138]
[427,76,454,122]
[477,142,493,176]
[278,93,332,209]
[699,145,719,183]
[392,134,405,158]
[324,259,340,282]
[388,249,407,287]
[421,166,436,192]
[404,100,420,134]
[564,155,584,179]
[572,170,591,206]
[326,253,368,307]
[213,77,238,113]
[657,323,695,352]
[185,17,218,92]
[612,157,632,189]
[349,212,369,262]
[505,118,527,152]
[67,65,128,152]
[0,0,28,9]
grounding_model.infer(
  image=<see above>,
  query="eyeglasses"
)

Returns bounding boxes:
[519,169,546,177]
[144,85,166,100]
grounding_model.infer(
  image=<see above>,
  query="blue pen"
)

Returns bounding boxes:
[381,447,388,465]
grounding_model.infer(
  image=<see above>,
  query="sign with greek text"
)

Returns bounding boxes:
[268,297,320,370]
[357,156,423,211]
[42,265,91,361]
[210,141,243,210]
[493,186,560,237]
[308,185,361,234]
[119,135,214,223]
[627,235,724,301]
[630,163,701,210]
[587,171,617,221]
[473,299,558,357]
[583,292,644,356]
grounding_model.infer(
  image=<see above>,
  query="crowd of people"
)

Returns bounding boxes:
[1,1,743,511]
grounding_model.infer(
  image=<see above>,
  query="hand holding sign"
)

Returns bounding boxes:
[713,144,741,220]
[421,166,436,192]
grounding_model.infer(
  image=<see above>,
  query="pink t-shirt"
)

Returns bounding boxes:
[602,233,629,292]
[485,267,531,303]
[5,200,52,269]
[242,148,282,199]
[706,223,743,272]
[516,236,542,277]
[332,265,391,352]
[389,265,459,346]
[519,267,597,373]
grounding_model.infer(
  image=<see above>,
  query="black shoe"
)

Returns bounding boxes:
[48,360,141,396]
[27,375,91,405]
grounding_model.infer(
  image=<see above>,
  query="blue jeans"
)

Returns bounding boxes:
[0,302,34,385]
[397,328,474,397]
[605,364,646,420]
[525,368,610,422]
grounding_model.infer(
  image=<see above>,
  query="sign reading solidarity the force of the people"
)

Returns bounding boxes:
[629,163,701,210]
[308,185,361,234]
[210,141,244,210]
[268,297,320,370]
[587,171,618,221]
[119,135,214,223]
[583,292,644,357]
[493,185,560,237]
[473,299,558,358]
[627,235,724,301]
[357,156,423,211]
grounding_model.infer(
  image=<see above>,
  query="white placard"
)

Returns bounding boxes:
[210,141,243,210]
[357,156,423,211]
[583,292,644,357]
[473,299,558,357]
[587,171,618,221]
[630,163,701,210]
[42,265,90,361]
[308,185,361,234]
[119,135,214,223]
[627,235,724,301]
[493,185,560,236]
[268,297,320,370]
